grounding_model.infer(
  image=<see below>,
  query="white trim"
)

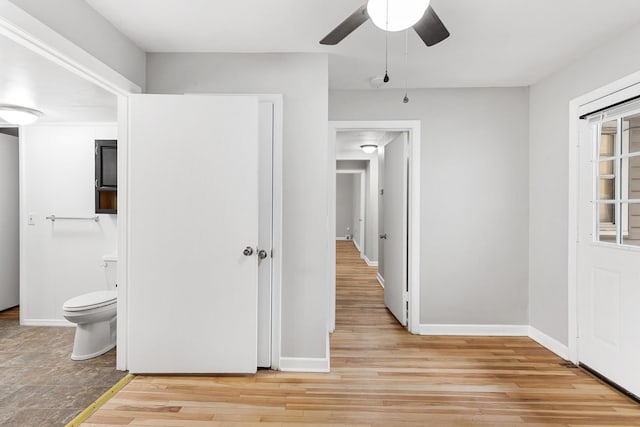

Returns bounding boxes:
[336,237,349,241]
[528,326,569,360]
[328,120,421,336]
[117,95,128,370]
[568,69,640,364]
[418,324,529,336]
[376,272,384,288]
[278,333,330,372]
[0,0,140,96]
[23,319,74,327]
[363,254,378,267]
[352,236,362,253]
[268,95,284,371]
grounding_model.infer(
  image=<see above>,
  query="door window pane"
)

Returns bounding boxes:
[599,120,617,159]
[622,113,640,156]
[621,203,640,247]
[597,203,617,243]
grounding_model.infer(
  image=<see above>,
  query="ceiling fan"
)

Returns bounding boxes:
[320,0,449,47]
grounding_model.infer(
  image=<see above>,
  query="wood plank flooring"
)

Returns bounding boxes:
[0,305,19,320]
[85,241,640,426]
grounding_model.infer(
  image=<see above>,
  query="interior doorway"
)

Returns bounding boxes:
[328,120,421,334]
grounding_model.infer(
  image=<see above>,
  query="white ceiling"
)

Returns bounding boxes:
[86,0,640,89]
[0,34,116,124]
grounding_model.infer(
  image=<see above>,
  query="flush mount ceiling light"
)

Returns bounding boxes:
[0,104,43,125]
[360,144,378,154]
[367,0,431,32]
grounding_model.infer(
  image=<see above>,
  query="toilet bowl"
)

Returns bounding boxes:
[63,290,117,360]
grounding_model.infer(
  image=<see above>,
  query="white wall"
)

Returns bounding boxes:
[21,124,117,324]
[0,132,19,311]
[529,23,640,345]
[330,88,530,325]
[8,0,146,89]
[146,53,329,359]
[336,174,354,239]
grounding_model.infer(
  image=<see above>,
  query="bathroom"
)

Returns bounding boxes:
[0,31,125,423]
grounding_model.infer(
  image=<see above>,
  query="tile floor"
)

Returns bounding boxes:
[0,313,127,426]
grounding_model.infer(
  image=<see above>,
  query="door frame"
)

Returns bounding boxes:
[0,5,284,371]
[335,169,366,255]
[328,120,421,334]
[569,69,640,364]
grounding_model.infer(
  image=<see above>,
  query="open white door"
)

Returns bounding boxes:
[127,94,259,373]
[382,133,408,326]
[577,113,640,396]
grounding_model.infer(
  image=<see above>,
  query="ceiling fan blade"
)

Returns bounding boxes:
[412,5,450,47]
[320,4,369,45]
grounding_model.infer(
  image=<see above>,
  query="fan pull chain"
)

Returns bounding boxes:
[384,0,389,82]
[403,29,409,103]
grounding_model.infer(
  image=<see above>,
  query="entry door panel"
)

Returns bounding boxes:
[577,119,640,396]
[383,133,408,326]
[128,94,259,373]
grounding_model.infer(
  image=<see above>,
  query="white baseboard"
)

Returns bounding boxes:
[22,319,74,327]
[336,237,348,241]
[279,334,330,372]
[353,239,361,253]
[363,254,378,267]
[376,272,384,288]
[418,324,529,336]
[528,326,569,360]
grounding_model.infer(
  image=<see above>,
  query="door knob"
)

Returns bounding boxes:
[258,249,268,259]
[379,233,387,239]
[243,246,254,256]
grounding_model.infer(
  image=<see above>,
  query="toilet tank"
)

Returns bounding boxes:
[103,255,118,290]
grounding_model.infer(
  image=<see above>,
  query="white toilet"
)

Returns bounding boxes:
[62,257,117,360]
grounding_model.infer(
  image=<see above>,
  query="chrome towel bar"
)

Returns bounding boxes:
[46,215,100,222]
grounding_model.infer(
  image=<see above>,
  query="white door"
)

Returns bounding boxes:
[577,112,640,396]
[382,133,408,326]
[128,94,259,374]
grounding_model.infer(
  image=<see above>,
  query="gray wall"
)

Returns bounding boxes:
[529,23,640,344]
[0,133,18,311]
[330,88,530,325]
[9,0,146,89]
[146,53,329,358]
[336,174,354,238]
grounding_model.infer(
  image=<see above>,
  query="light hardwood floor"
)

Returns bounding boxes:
[0,305,19,320]
[85,241,640,426]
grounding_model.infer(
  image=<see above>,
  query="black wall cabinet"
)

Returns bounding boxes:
[95,139,117,214]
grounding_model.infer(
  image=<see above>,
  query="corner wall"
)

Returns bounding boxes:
[529,23,640,345]
[330,88,530,326]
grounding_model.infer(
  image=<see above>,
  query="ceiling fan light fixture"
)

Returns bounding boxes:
[360,144,378,154]
[367,0,431,32]
[0,104,43,125]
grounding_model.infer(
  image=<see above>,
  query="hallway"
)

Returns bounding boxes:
[85,241,640,426]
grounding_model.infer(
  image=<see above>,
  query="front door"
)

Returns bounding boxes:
[127,94,260,373]
[577,110,640,396]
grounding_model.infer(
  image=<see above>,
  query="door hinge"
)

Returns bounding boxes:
[380,188,384,195]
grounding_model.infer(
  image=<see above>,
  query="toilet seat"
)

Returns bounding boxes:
[63,290,117,312]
